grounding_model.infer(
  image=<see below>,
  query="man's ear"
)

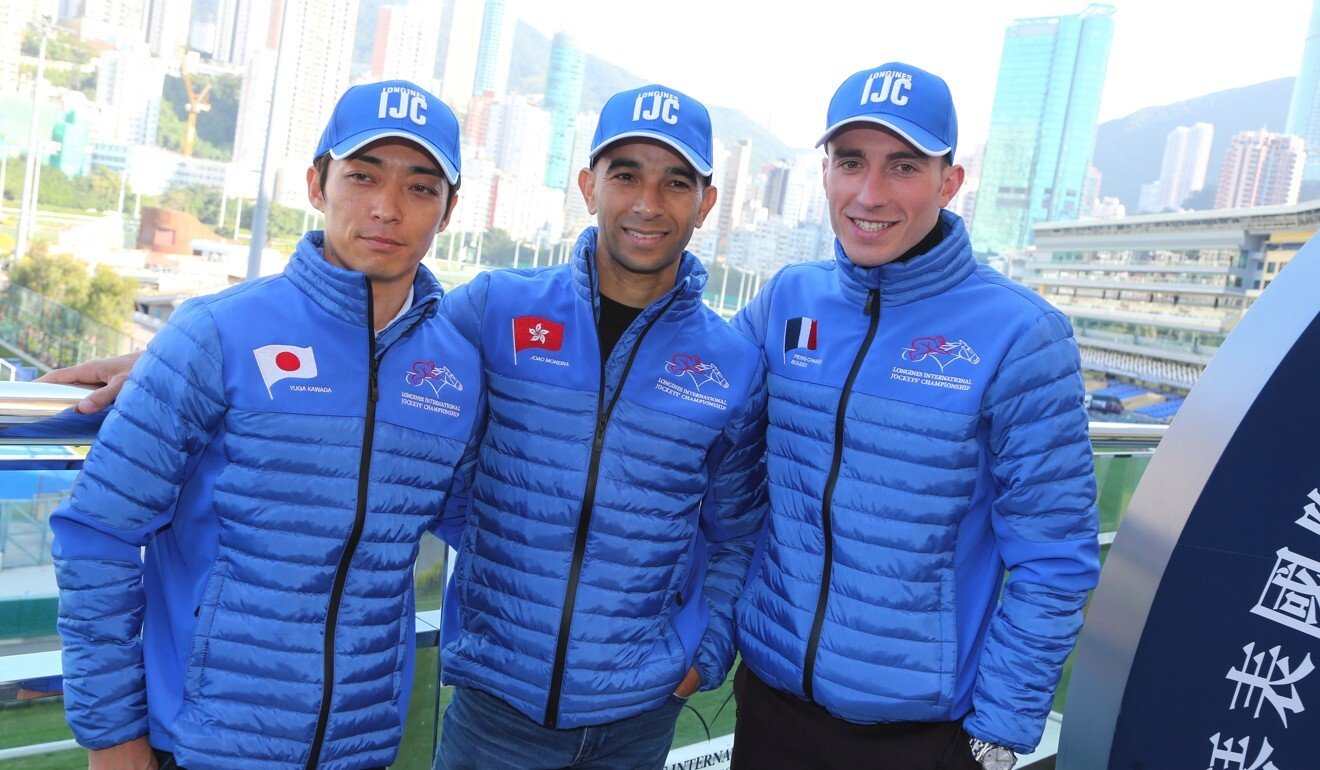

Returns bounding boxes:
[307,165,326,212]
[578,167,598,215]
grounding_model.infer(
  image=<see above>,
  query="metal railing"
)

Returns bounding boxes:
[0,384,1167,768]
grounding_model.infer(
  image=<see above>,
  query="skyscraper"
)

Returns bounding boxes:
[268,0,359,207]
[971,4,1115,254]
[717,139,753,256]
[1156,123,1214,211]
[1214,129,1306,209]
[1287,0,1320,181]
[94,40,164,145]
[370,1,441,86]
[214,0,274,66]
[472,0,514,98]
[437,0,483,114]
[142,0,191,59]
[543,32,584,190]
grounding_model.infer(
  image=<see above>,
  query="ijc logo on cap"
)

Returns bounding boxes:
[589,84,714,177]
[817,62,958,158]
[315,79,461,184]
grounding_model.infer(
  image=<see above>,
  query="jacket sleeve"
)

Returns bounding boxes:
[691,356,769,691]
[438,273,490,349]
[429,376,487,547]
[429,277,491,546]
[49,299,227,749]
[964,311,1100,753]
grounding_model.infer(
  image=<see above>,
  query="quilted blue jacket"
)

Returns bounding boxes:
[50,233,484,770]
[437,227,767,728]
[733,212,1100,753]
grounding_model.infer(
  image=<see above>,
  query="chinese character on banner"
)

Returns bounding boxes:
[1252,548,1320,640]
[1297,489,1320,538]
[1226,642,1313,727]
[1206,733,1280,770]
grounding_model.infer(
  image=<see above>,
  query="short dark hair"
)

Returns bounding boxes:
[312,151,461,215]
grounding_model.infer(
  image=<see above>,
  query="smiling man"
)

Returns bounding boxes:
[430,84,767,769]
[48,80,483,770]
[729,63,1100,770]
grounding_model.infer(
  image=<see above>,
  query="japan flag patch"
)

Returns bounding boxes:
[253,344,318,398]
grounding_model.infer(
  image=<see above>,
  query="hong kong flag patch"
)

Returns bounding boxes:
[512,316,565,364]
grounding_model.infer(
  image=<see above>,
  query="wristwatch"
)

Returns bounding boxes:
[969,737,1017,770]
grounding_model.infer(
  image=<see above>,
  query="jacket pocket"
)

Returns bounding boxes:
[182,564,230,705]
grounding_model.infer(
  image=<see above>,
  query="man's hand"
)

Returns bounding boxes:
[88,736,157,770]
[674,666,701,698]
[36,351,143,414]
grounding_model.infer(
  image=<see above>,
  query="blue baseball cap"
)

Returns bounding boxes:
[315,79,461,184]
[589,84,714,177]
[817,63,957,158]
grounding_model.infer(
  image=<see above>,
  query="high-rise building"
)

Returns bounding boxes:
[1081,165,1103,217]
[214,0,274,66]
[437,0,483,114]
[717,139,753,255]
[971,4,1115,255]
[560,111,597,238]
[1156,123,1214,211]
[0,2,34,93]
[370,1,441,86]
[762,161,791,219]
[72,0,145,46]
[1215,129,1306,210]
[142,0,191,59]
[543,32,584,190]
[231,47,276,197]
[1287,0,1320,181]
[94,40,164,145]
[472,0,514,98]
[268,0,359,207]
[487,96,550,179]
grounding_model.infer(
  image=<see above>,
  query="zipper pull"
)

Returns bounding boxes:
[369,357,381,403]
[593,418,607,451]
[864,289,879,315]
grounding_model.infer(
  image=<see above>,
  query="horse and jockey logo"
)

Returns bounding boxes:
[405,360,464,396]
[664,353,729,391]
[902,336,980,372]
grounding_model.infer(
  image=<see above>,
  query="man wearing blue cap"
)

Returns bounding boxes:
[729,63,1099,769]
[48,80,482,770]
[429,84,767,769]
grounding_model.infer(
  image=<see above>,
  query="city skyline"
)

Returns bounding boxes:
[516,0,1312,158]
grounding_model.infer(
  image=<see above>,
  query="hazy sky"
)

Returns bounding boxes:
[517,0,1314,158]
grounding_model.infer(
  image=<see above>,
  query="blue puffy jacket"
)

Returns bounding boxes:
[733,212,1100,753]
[437,227,767,728]
[50,233,484,770]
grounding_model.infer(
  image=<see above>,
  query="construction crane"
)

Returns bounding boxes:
[180,58,212,158]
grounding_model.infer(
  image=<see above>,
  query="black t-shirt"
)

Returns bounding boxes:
[597,293,644,363]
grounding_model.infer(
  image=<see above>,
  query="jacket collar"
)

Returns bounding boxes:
[569,227,708,321]
[283,231,444,329]
[834,210,977,307]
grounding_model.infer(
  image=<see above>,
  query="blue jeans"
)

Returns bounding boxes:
[433,687,686,770]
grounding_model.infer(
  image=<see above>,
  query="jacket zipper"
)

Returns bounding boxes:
[305,285,433,768]
[802,287,880,702]
[543,288,683,728]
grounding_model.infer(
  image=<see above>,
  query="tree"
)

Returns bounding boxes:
[9,250,88,304]
[9,252,137,328]
[82,265,138,327]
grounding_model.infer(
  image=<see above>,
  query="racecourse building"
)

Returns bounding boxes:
[1026,200,1319,393]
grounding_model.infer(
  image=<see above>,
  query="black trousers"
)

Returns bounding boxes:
[730,664,983,770]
